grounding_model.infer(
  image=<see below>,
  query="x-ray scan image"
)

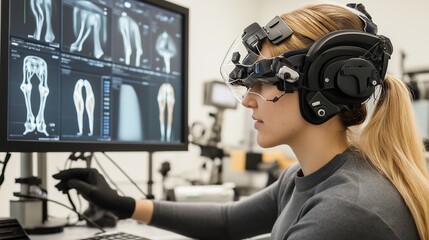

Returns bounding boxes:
[73,79,95,136]
[31,0,56,43]
[70,1,106,58]
[21,55,50,136]
[60,67,103,140]
[9,0,60,45]
[119,12,143,67]
[155,31,177,74]
[157,83,175,141]
[62,0,112,60]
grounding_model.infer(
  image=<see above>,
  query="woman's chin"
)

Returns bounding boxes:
[256,137,276,148]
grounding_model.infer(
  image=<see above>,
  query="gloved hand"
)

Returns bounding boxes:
[53,168,135,219]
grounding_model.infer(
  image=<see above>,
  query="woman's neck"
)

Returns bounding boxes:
[290,120,350,176]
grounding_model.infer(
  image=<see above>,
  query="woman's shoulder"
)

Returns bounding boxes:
[319,150,402,206]
[297,191,419,240]
[309,151,419,240]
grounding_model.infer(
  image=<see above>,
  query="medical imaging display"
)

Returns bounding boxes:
[3,0,188,151]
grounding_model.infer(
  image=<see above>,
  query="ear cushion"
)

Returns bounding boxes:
[298,30,389,124]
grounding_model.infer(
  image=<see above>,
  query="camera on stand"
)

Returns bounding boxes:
[190,80,237,185]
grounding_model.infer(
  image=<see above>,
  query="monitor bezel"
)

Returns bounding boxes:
[0,0,189,152]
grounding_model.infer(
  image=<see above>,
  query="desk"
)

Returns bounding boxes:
[28,220,271,240]
[29,219,191,240]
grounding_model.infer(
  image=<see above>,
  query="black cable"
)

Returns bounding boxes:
[67,191,82,221]
[63,154,85,223]
[64,158,69,170]
[101,152,148,198]
[64,158,74,170]
[77,192,83,214]
[0,152,12,187]
[14,193,106,234]
[93,154,126,196]
[63,154,80,221]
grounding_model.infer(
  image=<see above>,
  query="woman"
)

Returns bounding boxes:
[54,3,429,239]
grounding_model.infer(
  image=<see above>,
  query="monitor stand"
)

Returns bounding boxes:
[146,151,155,199]
[10,152,67,234]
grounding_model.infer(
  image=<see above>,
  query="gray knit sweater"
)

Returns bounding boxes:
[150,148,419,240]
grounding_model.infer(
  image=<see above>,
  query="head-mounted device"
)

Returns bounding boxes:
[220,15,301,101]
[220,3,393,124]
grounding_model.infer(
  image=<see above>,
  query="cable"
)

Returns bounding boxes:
[62,154,87,223]
[247,91,287,103]
[64,158,74,170]
[63,154,81,221]
[0,152,12,187]
[67,191,82,221]
[14,193,106,234]
[93,154,126,196]
[101,152,148,198]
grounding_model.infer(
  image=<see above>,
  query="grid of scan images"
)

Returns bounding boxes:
[8,0,185,144]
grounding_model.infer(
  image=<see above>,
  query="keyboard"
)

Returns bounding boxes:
[79,232,150,240]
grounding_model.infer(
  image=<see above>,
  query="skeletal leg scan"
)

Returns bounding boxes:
[155,31,177,73]
[70,1,105,59]
[30,0,55,42]
[157,83,175,141]
[73,79,95,136]
[73,80,84,135]
[20,55,49,136]
[119,12,143,67]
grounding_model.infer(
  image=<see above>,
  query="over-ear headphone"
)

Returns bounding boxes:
[299,30,393,124]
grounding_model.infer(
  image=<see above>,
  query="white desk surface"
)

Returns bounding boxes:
[28,219,191,240]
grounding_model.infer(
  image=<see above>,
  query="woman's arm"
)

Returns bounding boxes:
[131,199,154,223]
[139,182,280,240]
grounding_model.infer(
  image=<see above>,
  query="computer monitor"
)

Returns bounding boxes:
[204,81,237,109]
[0,0,189,152]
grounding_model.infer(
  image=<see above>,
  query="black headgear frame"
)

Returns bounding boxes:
[233,3,393,124]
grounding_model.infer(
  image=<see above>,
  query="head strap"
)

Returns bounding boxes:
[346,3,378,34]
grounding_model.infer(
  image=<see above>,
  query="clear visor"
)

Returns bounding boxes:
[220,35,300,102]
[220,35,270,102]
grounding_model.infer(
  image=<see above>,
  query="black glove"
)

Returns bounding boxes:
[53,168,135,219]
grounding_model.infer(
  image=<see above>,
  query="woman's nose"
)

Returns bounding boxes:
[242,93,257,108]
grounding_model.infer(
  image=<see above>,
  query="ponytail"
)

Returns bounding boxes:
[353,75,429,239]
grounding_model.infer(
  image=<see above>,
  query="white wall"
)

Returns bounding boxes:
[2,0,429,218]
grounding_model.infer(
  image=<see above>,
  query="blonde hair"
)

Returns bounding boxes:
[266,4,429,239]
